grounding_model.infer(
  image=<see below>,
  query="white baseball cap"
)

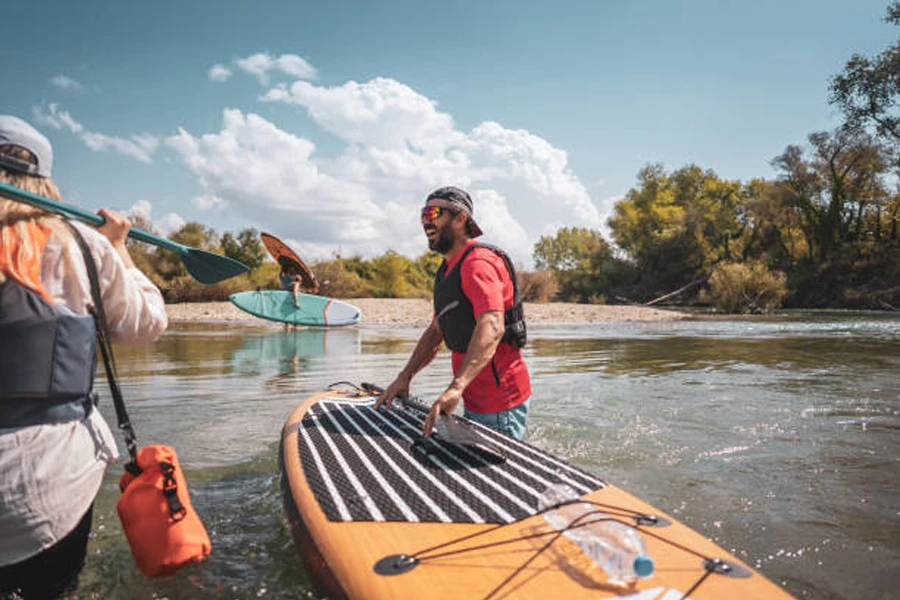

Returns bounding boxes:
[0,115,53,178]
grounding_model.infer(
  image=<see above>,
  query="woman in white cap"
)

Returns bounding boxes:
[0,116,168,598]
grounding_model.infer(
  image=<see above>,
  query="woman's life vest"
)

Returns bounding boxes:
[0,279,98,427]
[433,243,527,354]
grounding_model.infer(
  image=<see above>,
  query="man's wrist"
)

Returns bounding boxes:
[447,378,465,394]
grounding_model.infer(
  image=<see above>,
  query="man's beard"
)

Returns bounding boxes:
[427,226,454,253]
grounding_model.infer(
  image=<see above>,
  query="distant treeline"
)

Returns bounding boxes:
[129,3,899,313]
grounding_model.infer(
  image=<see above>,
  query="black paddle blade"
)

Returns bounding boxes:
[181,247,249,284]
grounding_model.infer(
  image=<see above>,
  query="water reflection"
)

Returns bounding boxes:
[231,327,361,382]
[233,327,360,363]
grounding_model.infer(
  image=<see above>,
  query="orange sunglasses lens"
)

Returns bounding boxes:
[421,206,444,221]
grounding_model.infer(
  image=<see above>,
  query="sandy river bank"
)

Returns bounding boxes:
[166,299,688,326]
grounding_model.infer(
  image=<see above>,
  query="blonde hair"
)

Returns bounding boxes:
[0,145,72,287]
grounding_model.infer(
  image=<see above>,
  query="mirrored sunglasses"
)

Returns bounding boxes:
[420,205,457,222]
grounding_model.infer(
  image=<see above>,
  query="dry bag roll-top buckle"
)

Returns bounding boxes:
[160,462,187,522]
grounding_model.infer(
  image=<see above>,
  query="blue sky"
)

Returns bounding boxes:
[2,0,894,266]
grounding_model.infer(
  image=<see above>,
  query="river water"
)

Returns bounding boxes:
[67,312,899,599]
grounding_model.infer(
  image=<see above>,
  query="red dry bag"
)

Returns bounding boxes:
[117,445,211,577]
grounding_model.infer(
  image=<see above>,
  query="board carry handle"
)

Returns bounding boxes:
[361,382,430,412]
[0,181,249,284]
[360,382,503,456]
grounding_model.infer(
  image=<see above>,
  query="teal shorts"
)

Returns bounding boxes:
[464,398,530,440]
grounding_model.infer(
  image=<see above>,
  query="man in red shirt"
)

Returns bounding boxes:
[375,186,531,439]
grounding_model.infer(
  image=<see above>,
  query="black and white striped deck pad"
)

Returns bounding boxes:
[294,398,606,524]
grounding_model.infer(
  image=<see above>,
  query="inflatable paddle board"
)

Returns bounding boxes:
[280,384,795,600]
[230,290,361,326]
[261,232,319,293]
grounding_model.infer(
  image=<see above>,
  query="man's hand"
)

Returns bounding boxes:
[423,386,462,437]
[374,374,411,410]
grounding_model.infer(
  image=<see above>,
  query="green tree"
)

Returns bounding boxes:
[368,251,422,298]
[534,227,611,301]
[341,255,375,281]
[221,228,267,271]
[671,165,745,269]
[829,1,900,145]
[170,222,218,250]
[608,164,744,298]
[124,212,160,282]
[772,129,890,260]
[738,178,807,268]
[534,227,607,271]
[414,251,443,281]
[153,222,220,280]
[313,255,369,298]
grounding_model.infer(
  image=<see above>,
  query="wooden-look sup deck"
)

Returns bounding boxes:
[280,386,795,600]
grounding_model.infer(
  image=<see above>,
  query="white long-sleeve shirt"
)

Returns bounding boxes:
[0,221,167,565]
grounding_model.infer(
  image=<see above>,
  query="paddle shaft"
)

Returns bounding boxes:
[0,181,189,253]
[1,181,250,284]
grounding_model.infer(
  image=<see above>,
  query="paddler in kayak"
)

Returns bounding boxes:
[375,186,532,439]
[0,115,168,599]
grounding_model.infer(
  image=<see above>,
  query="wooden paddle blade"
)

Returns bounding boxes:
[260,232,319,292]
[181,247,249,284]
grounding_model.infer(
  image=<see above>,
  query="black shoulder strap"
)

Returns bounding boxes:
[440,244,479,278]
[65,222,140,465]
[436,243,476,283]
[473,243,522,306]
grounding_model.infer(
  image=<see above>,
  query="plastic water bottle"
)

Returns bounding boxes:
[537,483,655,585]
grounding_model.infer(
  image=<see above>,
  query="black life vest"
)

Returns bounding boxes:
[433,243,527,354]
[0,279,98,427]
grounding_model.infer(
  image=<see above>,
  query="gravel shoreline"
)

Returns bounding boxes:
[166,299,687,326]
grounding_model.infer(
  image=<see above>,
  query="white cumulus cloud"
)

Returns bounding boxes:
[166,109,380,248]
[234,52,317,86]
[32,103,158,164]
[208,64,232,82]
[160,213,187,235]
[127,199,186,235]
[129,199,153,220]
[50,75,84,92]
[256,76,601,264]
[166,75,601,266]
[192,193,228,211]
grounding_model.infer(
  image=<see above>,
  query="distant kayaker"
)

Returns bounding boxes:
[375,186,532,439]
[0,116,168,598]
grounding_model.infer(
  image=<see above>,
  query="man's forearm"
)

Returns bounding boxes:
[400,320,444,380]
[449,310,504,392]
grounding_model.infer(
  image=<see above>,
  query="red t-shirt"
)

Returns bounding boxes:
[442,240,531,413]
